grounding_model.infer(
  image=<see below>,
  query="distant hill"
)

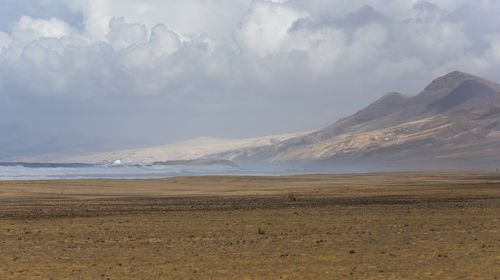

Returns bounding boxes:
[211,71,500,170]
[55,132,314,164]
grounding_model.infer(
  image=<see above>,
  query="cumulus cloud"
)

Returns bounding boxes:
[12,16,74,41]
[0,0,500,156]
[237,1,309,55]
[107,17,148,50]
[68,0,251,42]
[0,32,11,55]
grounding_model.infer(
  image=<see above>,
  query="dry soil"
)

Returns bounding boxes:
[0,172,499,279]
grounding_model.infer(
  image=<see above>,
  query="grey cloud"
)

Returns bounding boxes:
[0,0,500,158]
[337,5,392,27]
[412,1,440,13]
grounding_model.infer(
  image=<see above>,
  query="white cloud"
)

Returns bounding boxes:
[107,17,148,50]
[343,23,387,68]
[487,41,500,62]
[396,19,468,62]
[12,16,74,41]
[282,24,346,75]
[149,24,181,57]
[0,32,11,55]
[0,1,498,101]
[68,0,251,41]
[237,1,309,55]
[0,0,500,154]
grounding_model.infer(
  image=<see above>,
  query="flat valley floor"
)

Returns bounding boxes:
[0,172,499,279]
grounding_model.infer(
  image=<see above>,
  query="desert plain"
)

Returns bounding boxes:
[0,172,499,279]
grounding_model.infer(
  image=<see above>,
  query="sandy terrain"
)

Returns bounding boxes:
[55,131,314,164]
[0,172,499,279]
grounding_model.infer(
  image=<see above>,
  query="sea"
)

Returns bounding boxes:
[0,162,308,180]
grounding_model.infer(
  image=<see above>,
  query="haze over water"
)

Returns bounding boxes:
[0,162,308,180]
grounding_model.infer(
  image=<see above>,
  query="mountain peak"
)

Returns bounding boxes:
[208,71,500,168]
[417,71,500,104]
[425,71,478,91]
[442,70,474,79]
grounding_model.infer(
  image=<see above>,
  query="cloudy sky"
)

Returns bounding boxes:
[1,0,500,157]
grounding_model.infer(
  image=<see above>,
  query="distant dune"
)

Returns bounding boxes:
[56,132,314,164]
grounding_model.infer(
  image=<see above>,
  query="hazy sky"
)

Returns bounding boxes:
[1,0,500,156]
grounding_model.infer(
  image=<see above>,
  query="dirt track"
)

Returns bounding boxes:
[0,172,499,279]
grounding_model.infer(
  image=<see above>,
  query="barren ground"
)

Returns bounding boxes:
[0,172,499,279]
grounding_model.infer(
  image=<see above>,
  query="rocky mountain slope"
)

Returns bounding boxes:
[212,71,500,169]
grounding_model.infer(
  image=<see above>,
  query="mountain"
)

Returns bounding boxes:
[211,71,500,169]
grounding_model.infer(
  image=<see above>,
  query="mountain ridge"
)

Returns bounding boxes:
[46,70,500,170]
[210,71,500,169]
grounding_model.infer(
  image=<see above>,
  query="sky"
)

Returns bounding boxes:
[1,0,500,157]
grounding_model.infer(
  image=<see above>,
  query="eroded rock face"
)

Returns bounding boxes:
[213,71,500,168]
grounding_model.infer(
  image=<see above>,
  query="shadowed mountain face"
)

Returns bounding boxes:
[428,79,498,113]
[213,71,500,169]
